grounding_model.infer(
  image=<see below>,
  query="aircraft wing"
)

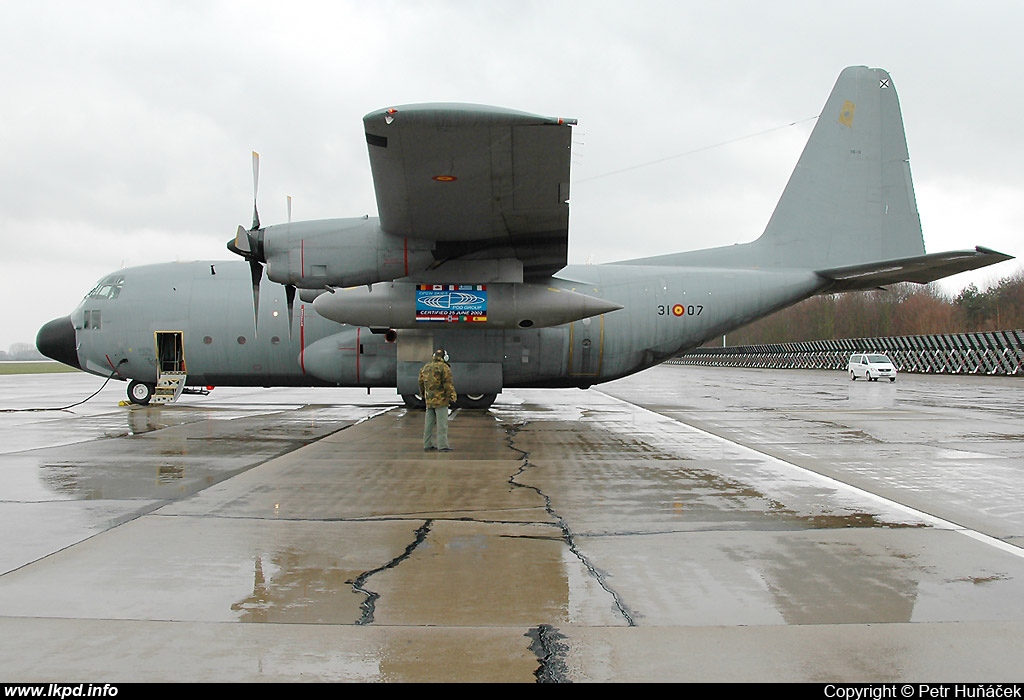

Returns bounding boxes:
[817,247,1014,291]
[364,104,575,278]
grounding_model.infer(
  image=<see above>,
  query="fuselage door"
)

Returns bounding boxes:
[156,331,186,373]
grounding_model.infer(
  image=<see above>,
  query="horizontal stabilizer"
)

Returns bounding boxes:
[817,247,1013,291]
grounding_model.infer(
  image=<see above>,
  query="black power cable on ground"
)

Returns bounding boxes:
[0,366,123,413]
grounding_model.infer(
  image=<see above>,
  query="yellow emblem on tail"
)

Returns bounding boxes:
[838,100,855,127]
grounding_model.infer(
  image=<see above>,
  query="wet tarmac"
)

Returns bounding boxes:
[0,367,1022,682]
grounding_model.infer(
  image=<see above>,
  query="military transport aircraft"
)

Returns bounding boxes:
[37,67,1012,408]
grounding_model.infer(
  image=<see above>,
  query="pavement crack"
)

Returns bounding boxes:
[504,423,637,627]
[525,624,571,683]
[347,519,432,625]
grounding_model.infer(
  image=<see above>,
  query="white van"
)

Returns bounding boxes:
[848,353,897,382]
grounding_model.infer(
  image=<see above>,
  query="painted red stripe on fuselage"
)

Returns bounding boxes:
[299,305,306,374]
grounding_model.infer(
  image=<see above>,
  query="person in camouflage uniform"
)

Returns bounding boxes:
[419,348,457,451]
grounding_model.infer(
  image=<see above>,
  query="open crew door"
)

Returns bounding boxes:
[152,331,187,404]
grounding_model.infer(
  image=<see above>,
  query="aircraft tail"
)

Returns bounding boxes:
[752,66,925,268]
[618,66,1012,283]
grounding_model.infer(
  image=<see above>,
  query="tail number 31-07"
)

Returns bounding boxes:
[657,304,703,317]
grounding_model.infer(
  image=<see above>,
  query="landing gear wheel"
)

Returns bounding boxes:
[889,377,896,382]
[455,393,497,409]
[850,371,856,381]
[401,394,425,409]
[128,380,155,405]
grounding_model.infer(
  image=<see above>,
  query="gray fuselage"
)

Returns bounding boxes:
[65,258,824,395]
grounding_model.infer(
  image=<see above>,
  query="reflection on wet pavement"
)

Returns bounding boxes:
[0,377,393,573]
[1,370,1023,680]
[492,397,951,629]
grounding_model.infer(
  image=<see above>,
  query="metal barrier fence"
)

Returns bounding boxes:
[669,330,1024,375]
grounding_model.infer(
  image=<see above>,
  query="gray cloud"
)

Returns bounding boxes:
[2,0,1021,349]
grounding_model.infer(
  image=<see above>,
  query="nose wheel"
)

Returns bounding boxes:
[127,380,155,405]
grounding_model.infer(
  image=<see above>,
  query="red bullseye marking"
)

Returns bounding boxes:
[432,175,457,182]
[672,304,685,316]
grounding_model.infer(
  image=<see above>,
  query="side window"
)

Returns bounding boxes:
[84,310,101,330]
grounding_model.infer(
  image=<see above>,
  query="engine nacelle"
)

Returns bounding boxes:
[261,217,435,288]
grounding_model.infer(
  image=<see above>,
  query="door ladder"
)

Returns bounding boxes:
[151,371,187,405]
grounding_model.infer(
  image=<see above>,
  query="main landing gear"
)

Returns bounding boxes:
[401,393,498,410]
[455,393,497,409]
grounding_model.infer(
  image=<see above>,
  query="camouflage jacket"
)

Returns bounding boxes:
[418,359,457,408]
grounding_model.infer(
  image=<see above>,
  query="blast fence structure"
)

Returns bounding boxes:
[670,330,1024,376]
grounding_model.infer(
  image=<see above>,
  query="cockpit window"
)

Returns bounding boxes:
[85,274,124,300]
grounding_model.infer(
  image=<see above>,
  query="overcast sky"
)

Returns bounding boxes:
[2,0,1022,351]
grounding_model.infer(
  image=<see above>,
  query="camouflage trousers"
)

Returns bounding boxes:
[423,406,450,450]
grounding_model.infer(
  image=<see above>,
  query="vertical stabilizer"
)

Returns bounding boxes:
[753,66,925,269]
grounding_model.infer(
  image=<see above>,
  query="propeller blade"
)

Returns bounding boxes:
[251,151,261,231]
[285,284,296,339]
[224,151,269,334]
[249,259,262,335]
[287,194,292,224]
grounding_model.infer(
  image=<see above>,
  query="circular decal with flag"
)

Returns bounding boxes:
[432,175,457,182]
[672,304,685,317]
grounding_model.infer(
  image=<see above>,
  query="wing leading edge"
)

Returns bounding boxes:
[364,103,576,278]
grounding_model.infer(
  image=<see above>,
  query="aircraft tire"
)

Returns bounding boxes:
[128,380,155,405]
[401,394,425,410]
[850,371,856,381]
[455,393,497,410]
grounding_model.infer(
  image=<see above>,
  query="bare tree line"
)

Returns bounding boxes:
[725,269,1024,345]
[1,343,46,361]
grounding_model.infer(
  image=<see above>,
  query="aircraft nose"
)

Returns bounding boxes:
[36,316,81,370]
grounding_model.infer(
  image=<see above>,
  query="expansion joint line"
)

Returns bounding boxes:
[503,423,636,627]
[348,519,432,625]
